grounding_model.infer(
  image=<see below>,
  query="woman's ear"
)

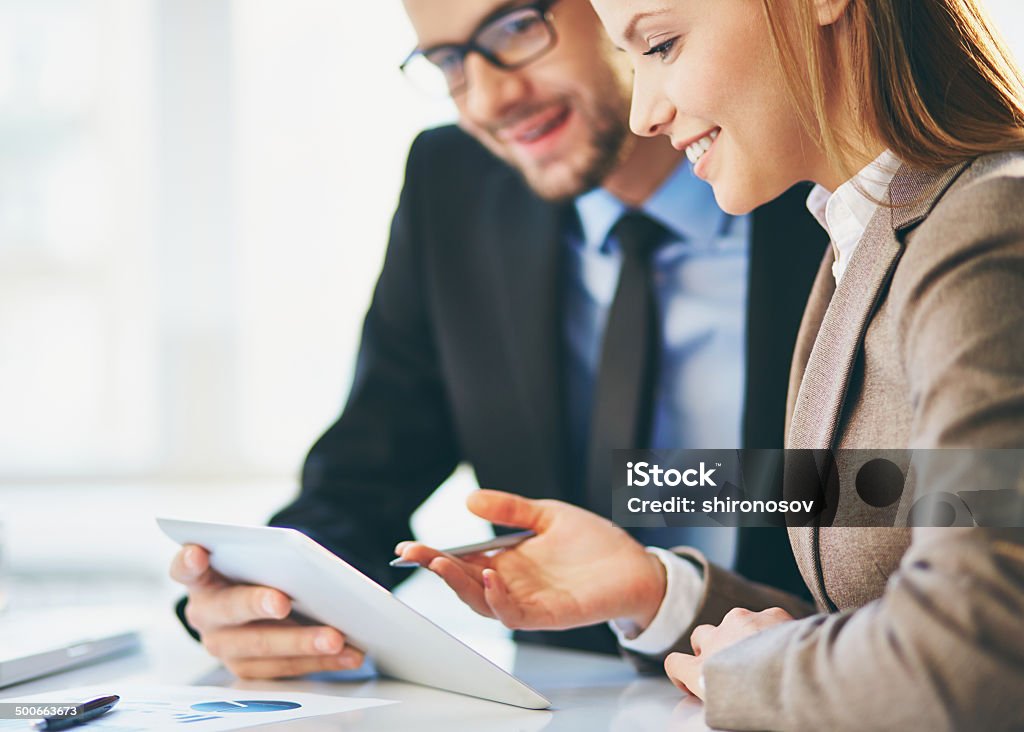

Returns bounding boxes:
[814,0,852,26]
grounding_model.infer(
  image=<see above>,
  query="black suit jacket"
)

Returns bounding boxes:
[269,125,827,652]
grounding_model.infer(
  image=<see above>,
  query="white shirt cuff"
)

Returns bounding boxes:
[609,547,704,656]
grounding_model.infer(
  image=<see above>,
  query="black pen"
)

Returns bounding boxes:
[34,695,120,731]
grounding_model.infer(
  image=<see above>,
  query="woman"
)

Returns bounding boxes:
[396,1,1024,729]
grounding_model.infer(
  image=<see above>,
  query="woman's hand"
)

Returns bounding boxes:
[394,490,667,631]
[665,607,795,699]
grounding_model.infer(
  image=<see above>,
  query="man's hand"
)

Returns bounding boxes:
[665,606,795,699]
[169,544,364,679]
[393,490,667,631]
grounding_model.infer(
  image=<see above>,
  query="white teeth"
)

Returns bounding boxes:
[685,129,720,166]
[520,121,551,142]
[515,109,568,143]
[521,125,546,142]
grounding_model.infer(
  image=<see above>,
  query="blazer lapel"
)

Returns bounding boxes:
[785,251,837,443]
[787,161,972,449]
[485,168,573,501]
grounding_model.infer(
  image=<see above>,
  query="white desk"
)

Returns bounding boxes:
[3,604,712,731]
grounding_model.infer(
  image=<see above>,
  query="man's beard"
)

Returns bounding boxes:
[517,106,631,202]
[474,94,632,202]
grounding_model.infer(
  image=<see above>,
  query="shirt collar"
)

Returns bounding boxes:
[573,160,728,254]
[806,149,901,282]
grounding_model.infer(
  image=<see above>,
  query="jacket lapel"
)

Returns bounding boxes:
[485,168,573,501]
[787,161,971,449]
[785,250,836,439]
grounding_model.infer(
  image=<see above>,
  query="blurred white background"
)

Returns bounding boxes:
[0,0,477,618]
[1,0,1023,611]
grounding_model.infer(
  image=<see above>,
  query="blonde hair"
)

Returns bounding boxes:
[761,0,1024,178]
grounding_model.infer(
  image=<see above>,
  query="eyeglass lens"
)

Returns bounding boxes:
[406,5,554,95]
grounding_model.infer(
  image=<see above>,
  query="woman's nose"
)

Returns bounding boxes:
[629,78,675,138]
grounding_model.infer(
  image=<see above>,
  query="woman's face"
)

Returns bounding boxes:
[590,0,826,214]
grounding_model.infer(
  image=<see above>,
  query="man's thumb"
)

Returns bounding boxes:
[467,490,544,529]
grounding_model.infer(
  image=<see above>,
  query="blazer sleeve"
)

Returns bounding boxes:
[269,131,462,590]
[699,167,1024,731]
[620,548,816,673]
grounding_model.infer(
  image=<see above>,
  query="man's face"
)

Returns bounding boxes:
[403,0,635,201]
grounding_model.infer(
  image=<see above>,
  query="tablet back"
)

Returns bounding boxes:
[158,518,550,710]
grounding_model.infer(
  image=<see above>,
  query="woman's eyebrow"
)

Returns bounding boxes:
[622,8,674,44]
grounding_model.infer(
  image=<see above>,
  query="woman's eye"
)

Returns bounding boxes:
[642,37,679,62]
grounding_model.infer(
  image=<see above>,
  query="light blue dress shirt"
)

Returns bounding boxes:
[564,161,749,568]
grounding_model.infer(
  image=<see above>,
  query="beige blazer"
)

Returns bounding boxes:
[641,152,1024,731]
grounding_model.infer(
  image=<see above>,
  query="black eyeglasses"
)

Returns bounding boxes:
[400,0,560,97]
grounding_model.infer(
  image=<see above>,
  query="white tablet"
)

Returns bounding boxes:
[157,518,550,710]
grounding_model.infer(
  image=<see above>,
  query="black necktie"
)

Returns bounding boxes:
[585,211,668,514]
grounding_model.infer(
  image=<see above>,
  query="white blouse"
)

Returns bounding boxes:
[805,149,902,283]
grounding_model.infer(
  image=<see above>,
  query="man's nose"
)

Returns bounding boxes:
[461,53,530,123]
[629,76,675,138]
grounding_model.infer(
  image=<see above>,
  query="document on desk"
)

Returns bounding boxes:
[0,684,395,731]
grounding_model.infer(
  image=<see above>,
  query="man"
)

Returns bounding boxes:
[170,0,826,679]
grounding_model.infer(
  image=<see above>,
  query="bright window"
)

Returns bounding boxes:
[0,0,454,482]
[0,0,1022,485]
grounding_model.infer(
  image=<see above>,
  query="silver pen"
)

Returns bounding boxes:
[390,530,536,568]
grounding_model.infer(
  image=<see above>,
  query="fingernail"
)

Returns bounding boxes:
[394,542,408,555]
[315,633,337,653]
[183,547,199,572]
[338,649,362,667]
[262,592,279,617]
[482,571,493,590]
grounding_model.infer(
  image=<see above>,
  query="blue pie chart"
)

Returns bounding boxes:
[191,700,302,713]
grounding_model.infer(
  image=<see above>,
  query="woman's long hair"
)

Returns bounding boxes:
[761,0,1024,177]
